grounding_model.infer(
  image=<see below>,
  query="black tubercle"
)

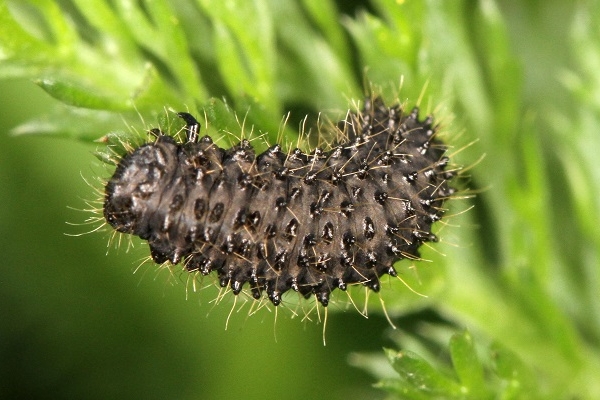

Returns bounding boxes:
[104,98,455,307]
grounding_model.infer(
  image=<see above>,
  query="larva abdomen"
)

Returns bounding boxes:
[104,98,455,307]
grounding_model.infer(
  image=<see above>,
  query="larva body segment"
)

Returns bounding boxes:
[104,98,455,307]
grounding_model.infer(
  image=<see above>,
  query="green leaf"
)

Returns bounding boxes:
[490,342,538,400]
[449,331,489,398]
[10,105,126,141]
[36,77,131,110]
[375,378,431,400]
[374,334,542,400]
[197,0,277,113]
[385,348,462,397]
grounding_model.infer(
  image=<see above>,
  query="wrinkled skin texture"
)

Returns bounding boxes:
[104,98,455,306]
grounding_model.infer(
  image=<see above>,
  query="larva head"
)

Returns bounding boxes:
[104,116,229,265]
[104,136,180,240]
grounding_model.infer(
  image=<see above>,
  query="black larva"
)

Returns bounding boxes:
[104,98,455,307]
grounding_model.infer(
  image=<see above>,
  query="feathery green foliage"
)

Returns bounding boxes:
[2,0,600,399]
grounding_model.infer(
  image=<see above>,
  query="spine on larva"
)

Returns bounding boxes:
[104,97,455,306]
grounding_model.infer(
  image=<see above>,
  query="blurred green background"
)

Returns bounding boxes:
[2,0,600,399]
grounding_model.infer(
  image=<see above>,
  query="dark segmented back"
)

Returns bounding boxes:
[104,97,455,306]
